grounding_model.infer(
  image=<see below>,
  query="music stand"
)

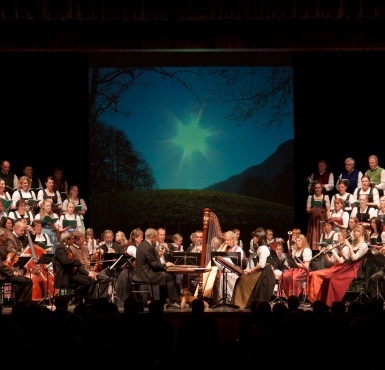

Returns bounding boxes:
[171,252,201,297]
[284,253,298,269]
[13,256,32,271]
[121,256,135,270]
[105,254,126,304]
[36,254,55,308]
[211,256,239,309]
[270,252,288,305]
[171,252,200,266]
[211,251,241,267]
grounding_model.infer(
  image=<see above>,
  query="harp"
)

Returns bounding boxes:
[195,208,224,301]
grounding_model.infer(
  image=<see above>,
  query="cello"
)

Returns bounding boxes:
[22,230,55,302]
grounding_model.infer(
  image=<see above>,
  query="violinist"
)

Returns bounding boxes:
[52,231,96,305]
[115,228,144,304]
[3,220,29,255]
[0,227,33,304]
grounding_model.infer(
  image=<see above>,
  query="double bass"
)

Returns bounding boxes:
[22,230,55,302]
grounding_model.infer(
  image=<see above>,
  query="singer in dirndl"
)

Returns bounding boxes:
[317,225,368,307]
[281,234,312,297]
[306,229,350,304]
[305,182,330,250]
[231,227,275,309]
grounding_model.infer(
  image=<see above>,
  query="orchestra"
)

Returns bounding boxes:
[1,193,385,312]
[0,218,380,310]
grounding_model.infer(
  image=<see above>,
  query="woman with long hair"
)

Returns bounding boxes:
[62,184,87,232]
[0,178,12,214]
[317,224,368,306]
[126,228,144,260]
[281,233,312,298]
[34,198,60,253]
[306,229,351,304]
[115,228,144,305]
[1,216,14,237]
[232,227,276,309]
[115,230,130,253]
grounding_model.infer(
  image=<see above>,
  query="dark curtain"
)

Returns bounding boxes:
[1,0,384,21]
[1,1,385,51]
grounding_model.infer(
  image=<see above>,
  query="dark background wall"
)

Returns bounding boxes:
[294,52,385,233]
[2,51,385,238]
[0,53,89,207]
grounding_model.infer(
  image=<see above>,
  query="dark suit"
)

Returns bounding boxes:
[4,232,26,254]
[131,239,179,302]
[53,242,95,302]
[0,241,32,303]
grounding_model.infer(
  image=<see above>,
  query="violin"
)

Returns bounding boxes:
[5,252,19,267]
[93,249,102,272]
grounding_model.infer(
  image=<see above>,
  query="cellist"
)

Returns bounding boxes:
[0,226,33,304]
[22,220,55,303]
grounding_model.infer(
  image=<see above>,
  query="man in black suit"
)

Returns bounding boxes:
[131,228,180,308]
[53,231,96,304]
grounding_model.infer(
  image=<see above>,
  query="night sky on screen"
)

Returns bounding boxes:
[99,67,294,190]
